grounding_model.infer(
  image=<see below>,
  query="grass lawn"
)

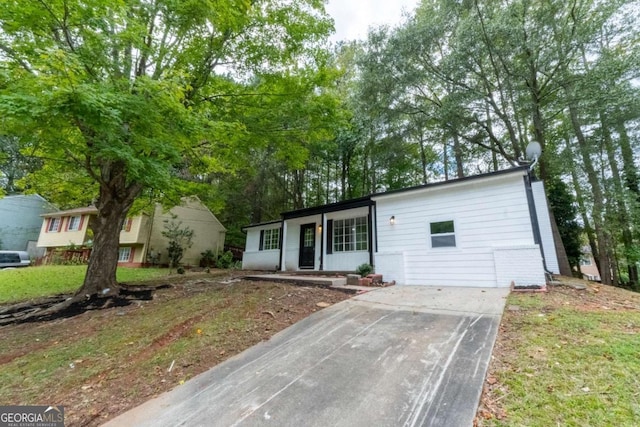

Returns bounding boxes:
[477,278,640,426]
[0,265,167,303]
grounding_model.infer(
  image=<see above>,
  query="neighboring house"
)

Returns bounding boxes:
[579,246,601,282]
[0,194,57,256]
[37,196,226,267]
[242,166,560,288]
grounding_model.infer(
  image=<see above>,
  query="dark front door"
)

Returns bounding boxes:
[299,223,316,269]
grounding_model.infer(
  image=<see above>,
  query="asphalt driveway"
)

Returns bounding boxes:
[104,286,509,427]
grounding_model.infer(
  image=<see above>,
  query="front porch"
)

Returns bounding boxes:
[244,272,375,294]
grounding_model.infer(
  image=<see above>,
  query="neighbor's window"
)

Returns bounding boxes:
[261,228,280,250]
[333,217,368,252]
[68,216,82,231]
[121,218,133,232]
[118,247,132,262]
[579,256,592,266]
[430,220,456,248]
[47,217,61,232]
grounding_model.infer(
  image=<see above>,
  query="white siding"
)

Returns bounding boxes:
[374,172,544,287]
[279,207,371,272]
[532,181,560,274]
[324,207,370,271]
[494,245,546,286]
[282,215,321,270]
[242,223,282,270]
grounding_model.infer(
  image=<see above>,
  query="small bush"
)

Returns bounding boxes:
[216,251,235,269]
[199,249,216,268]
[356,263,373,277]
[176,266,185,274]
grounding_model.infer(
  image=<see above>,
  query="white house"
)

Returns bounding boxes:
[242,166,560,287]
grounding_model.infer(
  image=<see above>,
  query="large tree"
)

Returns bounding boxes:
[0,0,332,302]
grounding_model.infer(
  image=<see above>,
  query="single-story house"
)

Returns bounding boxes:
[242,166,560,287]
[0,194,57,256]
[37,196,226,267]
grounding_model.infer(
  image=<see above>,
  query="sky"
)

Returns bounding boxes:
[326,0,420,42]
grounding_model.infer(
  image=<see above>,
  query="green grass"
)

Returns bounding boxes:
[0,265,167,303]
[485,293,640,426]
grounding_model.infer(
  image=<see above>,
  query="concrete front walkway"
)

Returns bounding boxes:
[104,286,510,427]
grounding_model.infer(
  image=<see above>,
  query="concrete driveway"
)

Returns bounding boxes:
[104,286,509,427]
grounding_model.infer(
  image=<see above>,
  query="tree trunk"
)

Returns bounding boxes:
[452,133,464,178]
[548,207,573,277]
[567,103,612,285]
[79,178,140,297]
[418,130,428,185]
[615,117,640,199]
[567,143,599,272]
[601,114,637,286]
[443,142,449,181]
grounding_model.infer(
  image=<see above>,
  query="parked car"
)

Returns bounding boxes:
[0,251,31,268]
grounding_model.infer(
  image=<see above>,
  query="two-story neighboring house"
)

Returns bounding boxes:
[37,196,226,267]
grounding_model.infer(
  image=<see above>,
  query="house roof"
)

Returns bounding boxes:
[282,196,373,220]
[41,206,98,217]
[241,219,283,232]
[370,165,530,200]
[242,166,532,229]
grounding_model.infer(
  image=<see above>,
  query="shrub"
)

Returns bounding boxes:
[216,251,235,269]
[199,249,216,268]
[356,263,373,277]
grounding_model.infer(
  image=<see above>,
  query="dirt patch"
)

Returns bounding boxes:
[0,276,352,426]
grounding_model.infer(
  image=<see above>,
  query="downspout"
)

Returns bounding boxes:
[278,219,285,271]
[319,213,324,271]
[368,203,374,267]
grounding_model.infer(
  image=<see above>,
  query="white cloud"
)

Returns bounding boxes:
[326,0,419,42]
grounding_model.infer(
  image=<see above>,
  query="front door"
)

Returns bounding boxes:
[298,223,316,269]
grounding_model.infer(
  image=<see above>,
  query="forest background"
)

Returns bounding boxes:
[1,0,638,293]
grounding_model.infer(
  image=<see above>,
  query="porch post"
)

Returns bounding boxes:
[368,204,374,267]
[280,220,287,272]
[319,213,325,271]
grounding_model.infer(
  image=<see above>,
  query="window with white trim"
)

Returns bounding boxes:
[430,220,456,248]
[333,217,368,252]
[261,228,280,250]
[68,216,81,231]
[118,247,131,262]
[579,256,592,266]
[48,217,61,232]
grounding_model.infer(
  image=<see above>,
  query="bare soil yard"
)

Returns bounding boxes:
[0,273,351,426]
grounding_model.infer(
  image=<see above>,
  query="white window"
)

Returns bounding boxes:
[579,256,592,266]
[47,217,61,232]
[430,220,456,248]
[68,216,81,231]
[333,217,368,252]
[118,247,131,262]
[261,228,280,250]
